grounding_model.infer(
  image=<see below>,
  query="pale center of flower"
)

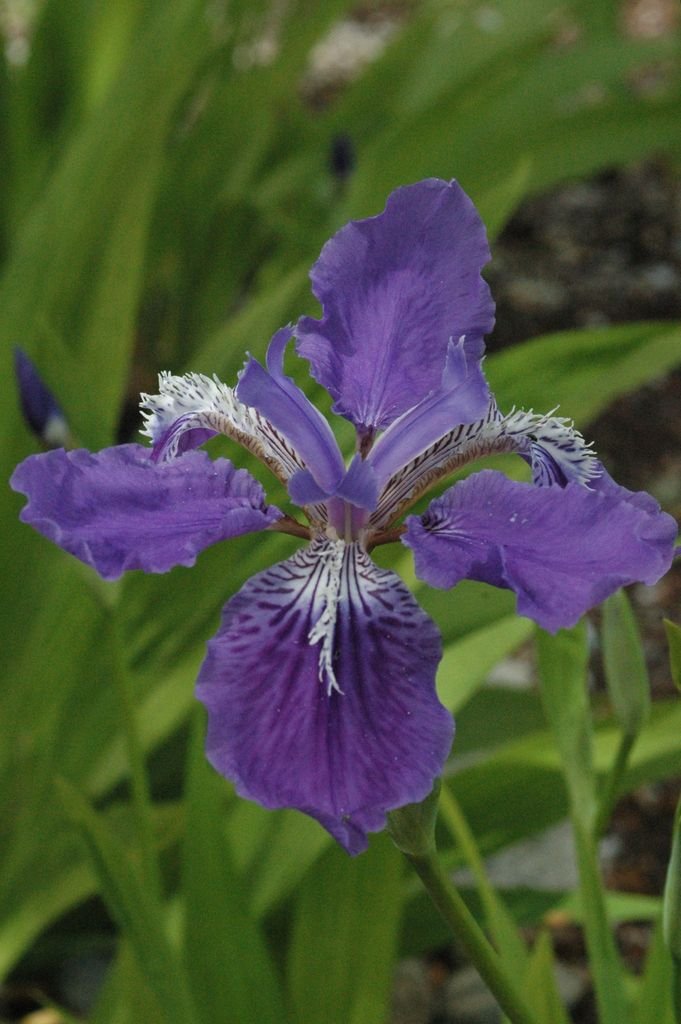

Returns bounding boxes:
[307,537,346,696]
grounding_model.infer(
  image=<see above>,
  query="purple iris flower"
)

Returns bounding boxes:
[10,179,677,854]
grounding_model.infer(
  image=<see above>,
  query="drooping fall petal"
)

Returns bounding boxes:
[196,538,453,854]
[10,444,281,580]
[404,470,677,633]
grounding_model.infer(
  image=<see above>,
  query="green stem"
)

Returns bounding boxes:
[405,850,541,1024]
[109,614,163,906]
[594,731,636,838]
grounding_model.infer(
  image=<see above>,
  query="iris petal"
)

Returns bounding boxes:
[404,469,677,633]
[296,179,494,436]
[10,444,281,580]
[236,326,346,496]
[196,538,453,854]
[366,337,490,496]
[369,400,598,529]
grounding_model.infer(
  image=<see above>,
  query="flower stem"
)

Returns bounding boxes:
[404,850,541,1024]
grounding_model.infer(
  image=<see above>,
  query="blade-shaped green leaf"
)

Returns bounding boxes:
[287,836,404,1024]
[634,918,676,1024]
[248,810,330,919]
[57,779,198,1024]
[0,800,182,982]
[486,321,681,428]
[0,4,223,974]
[536,623,596,831]
[182,710,287,1024]
[90,943,166,1024]
[437,614,533,714]
[596,591,651,835]
[537,626,628,1024]
[664,618,681,692]
[602,590,650,737]
[439,783,528,973]
[524,931,571,1024]
[663,794,681,1021]
[0,0,214,448]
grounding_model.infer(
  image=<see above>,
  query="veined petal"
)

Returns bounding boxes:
[366,337,490,494]
[196,538,453,854]
[404,470,677,633]
[369,401,598,528]
[10,444,281,580]
[140,368,307,487]
[236,326,346,496]
[296,179,494,437]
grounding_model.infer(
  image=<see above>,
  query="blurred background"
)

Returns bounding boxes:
[1,1,681,1021]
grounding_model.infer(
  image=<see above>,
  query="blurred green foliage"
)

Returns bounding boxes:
[1,0,680,1020]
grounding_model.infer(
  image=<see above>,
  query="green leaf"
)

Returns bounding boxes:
[0,801,182,982]
[0,0,213,448]
[559,888,662,926]
[0,4,224,973]
[524,931,571,1024]
[90,943,166,1024]
[190,264,310,377]
[477,157,533,240]
[453,687,545,759]
[437,614,534,714]
[57,779,198,1024]
[287,836,404,1024]
[537,626,628,1024]
[436,697,681,868]
[336,1,680,224]
[663,796,681,961]
[602,590,650,737]
[182,710,287,1024]
[248,809,330,919]
[486,322,681,429]
[571,821,629,1024]
[634,919,676,1024]
[439,783,528,974]
[79,0,143,111]
[664,619,681,692]
[536,623,596,831]
[596,592,651,835]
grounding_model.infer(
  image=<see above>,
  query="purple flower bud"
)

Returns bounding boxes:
[13,347,70,448]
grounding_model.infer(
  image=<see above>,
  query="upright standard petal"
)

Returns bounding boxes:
[196,538,453,854]
[404,470,677,633]
[296,179,494,437]
[10,444,281,580]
